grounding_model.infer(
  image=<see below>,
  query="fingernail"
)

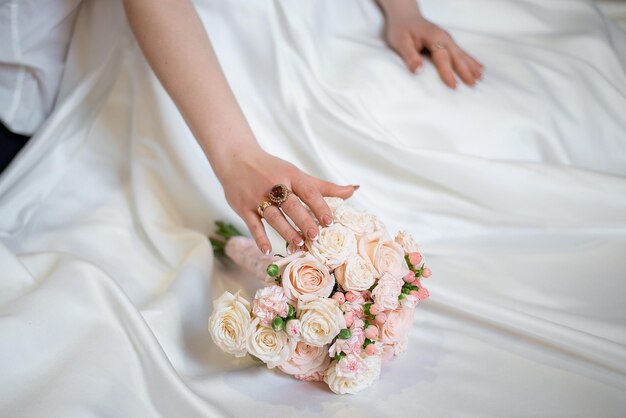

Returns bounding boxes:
[352,185,360,190]
[293,237,304,247]
[261,246,271,255]
[416,65,424,74]
[322,215,334,226]
[307,228,319,241]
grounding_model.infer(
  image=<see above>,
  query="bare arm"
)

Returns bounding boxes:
[123,0,356,254]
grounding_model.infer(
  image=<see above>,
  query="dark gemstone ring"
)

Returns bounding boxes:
[268,184,292,206]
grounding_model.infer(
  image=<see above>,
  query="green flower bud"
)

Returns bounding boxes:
[398,294,405,300]
[266,263,280,277]
[337,328,352,339]
[271,316,285,332]
[287,304,296,319]
[401,287,411,295]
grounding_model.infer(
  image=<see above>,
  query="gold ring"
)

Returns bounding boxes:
[268,184,292,206]
[431,41,446,52]
[257,198,274,218]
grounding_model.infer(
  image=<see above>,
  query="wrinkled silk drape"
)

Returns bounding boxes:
[1,0,625,417]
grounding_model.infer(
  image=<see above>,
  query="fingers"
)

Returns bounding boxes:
[292,177,335,228]
[430,47,457,89]
[281,193,321,240]
[312,178,358,200]
[449,48,476,86]
[263,205,305,248]
[244,213,272,255]
[460,49,484,79]
[391,33,423,73]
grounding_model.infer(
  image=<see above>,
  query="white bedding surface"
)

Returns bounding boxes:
[1,0,625,417]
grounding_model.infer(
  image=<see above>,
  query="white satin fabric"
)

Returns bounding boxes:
[1,0,625,416]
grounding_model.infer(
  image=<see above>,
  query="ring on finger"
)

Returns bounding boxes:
[257,198,274,218]
[268,183,292,206]
[430,41,447,52]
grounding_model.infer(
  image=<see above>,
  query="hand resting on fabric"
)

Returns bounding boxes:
[377,0,484,88]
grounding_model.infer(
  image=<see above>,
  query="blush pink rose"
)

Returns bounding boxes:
[380,306,415,345]
[278,341,331,377]
[252,285,289,326]
[359,231,409,279]
[282,253,335,302]
[294,370,325,382]
[371,272,403,311]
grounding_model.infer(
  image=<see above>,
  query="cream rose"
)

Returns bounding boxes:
[246,318,294,368]
[208,291,252,358]
[358,230,409,278]
[307,224,357,269]
[380,306,415,345]
[324,354,382,394]
[278,341,331,377]
[334,254,377,292]
[335,205,382,237]
[323,197,346,215]
[297,295,346,347]
[282,253,334,301]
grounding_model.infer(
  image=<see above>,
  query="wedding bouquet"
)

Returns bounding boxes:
[208,198,432,394]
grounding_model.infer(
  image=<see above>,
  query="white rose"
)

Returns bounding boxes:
[323,197,346,215]
[358,230,409,278]
[334,254,377,292]
[246,318,295,368]
[324,354,382,395]
[297,295,346,347]
[282,253,335,301]
[335,205,382,237]
[208,291,252,357]
[307,224,357,269]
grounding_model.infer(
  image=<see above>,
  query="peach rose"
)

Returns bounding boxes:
[282,253,334,301]
[278,341,331,378]
[380,306,414,345]
[394,230,420,254]
[358,231,409,279]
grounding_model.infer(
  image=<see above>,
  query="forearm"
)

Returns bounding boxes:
[123,0,261,178]
[375,0,423,22]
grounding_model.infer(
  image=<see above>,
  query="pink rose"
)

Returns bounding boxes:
[371,272,403,311]
[282,253,335,302]
[252,285,289,326]
[359,231,409,279]
[279,341,331,377]
[380,306,414,345]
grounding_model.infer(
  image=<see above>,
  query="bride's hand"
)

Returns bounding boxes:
[216,149,358,255]
[382,6,483,88]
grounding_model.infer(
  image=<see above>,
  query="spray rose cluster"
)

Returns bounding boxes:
[208,198,432,394]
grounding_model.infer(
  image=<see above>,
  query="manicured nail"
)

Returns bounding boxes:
[416,65,424,74]
[307,228,319,241]
[261,246,271,255]
[322,215,334,226]
[293,237,304,247]
[352,185,360,190]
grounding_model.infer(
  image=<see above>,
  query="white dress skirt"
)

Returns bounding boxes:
[1,0,625,416]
